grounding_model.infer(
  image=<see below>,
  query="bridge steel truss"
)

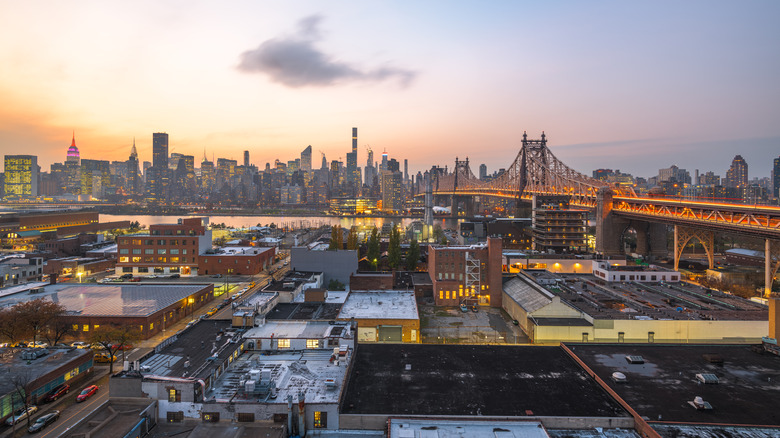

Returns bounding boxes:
[428,131,780,296]
[428,132,635,208]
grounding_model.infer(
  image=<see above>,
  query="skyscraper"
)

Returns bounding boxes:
[65,133,81,195]
[725,155,748,188]
[301,145,312,173]
[243,150,250,167]
[479,164,487,180]
[773,156,780,199]
[66,132,80,164]
[152,133,169,169]
[127,139,141,195]
[346,127,359,191]
[3,155,38,198]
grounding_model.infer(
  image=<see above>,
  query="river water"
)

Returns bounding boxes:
[100,214,462,231]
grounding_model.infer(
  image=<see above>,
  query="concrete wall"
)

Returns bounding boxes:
[346,318,420,343]
[350,273,393,291]
[290,248,357,285]
[533,319,768,344]
[338,414,633,431]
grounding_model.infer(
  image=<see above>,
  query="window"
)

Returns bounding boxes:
[237,413,255,422]
[306,339,319,349]
[618,332,625,343]
[145,239,153,245]
[123,267,133,273]
[158,249,167,255]
[167,411,184,423]
[445,291,450,299]
[119,257,129,263]
[168,388,181,402]
[83,325,89,332]
[93,324,99,330]
[145,249,154,254]
[439,290,443,299]
[132,249,141,254]
[144,257,154,263]
[170,249,179,255]
[157,257,167,263]
[132,239,142,245]
[182,249,188,254]
[72,324,79,332]
[158,239,166,245]
[119,249,129,254]
[582,333,589,342]
[314,411,327,428]
[150,323,154,330]
[170,240,178,245]
[138,267,149,273]
[648,332,655,343]
[132,257,141,262]
[171,257,180,263]
[277,339,290,349]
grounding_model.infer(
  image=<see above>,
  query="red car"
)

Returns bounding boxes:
[44,383,70,402]
[76,385,98,402]
[110,343,133,351]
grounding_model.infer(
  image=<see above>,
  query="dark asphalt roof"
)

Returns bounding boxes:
[568,344,780,426]
[266,302,343,320]
[342,344,629,418]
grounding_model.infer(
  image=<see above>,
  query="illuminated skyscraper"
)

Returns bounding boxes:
[66,132,80,164]
[244,150,250,167]
[152,133,169,168]
[725,155,748,188]
[774,156,780,199]
[301,145,312,173]
[65,133,81,195]
[3,155,38,198]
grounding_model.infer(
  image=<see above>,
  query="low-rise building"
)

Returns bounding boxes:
[199,246,275,276]
[338,291,420,343]
[0,347,93,421]
[428,237,503,308]
[592,261,680,282]
[290,247,357,285]
[115,217,211,277]
[0,283,215,340]
[263,271,323,303]
[0,257,42,288]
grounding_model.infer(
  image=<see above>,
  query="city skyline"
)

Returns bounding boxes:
[1,1,779,178]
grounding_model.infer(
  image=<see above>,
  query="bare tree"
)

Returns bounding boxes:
[90,326,141,374]
[0,307,26,345]
[10,368,35,433]
[14,299,66,346]
[43,315,75,347]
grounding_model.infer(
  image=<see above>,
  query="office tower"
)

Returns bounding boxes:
[64,133,81,195]
[127,139,141,195]
[3,155,38,198]
[657,165,690,184]
[243,150,250,167]
[725,155,748,188]
[380,151,388,171]
[346,127,359,191]
[301,145,312,172]
[80,159,110,199]
[200,154,215,193]
[152,133,169,168]
[380,169,403,212]
[774,156,780,199]
[387,158,400,173]
[404,159,408,181]
[479,164,487,180]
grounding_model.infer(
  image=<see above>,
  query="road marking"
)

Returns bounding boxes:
[39,387,107,438]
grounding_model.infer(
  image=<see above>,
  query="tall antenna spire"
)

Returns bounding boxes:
[130,137,138,159]
[71,131,76,147]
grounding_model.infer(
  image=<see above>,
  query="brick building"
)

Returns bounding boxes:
[198,246,276,276]
[115,217,211,276]
[428,237,503,307]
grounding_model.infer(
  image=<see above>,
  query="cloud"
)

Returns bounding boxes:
[237,15,416,88]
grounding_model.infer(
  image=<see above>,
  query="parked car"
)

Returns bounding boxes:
[206,307,218,317]
[44,384,70,402]
[212,274,222,278]
[94,352,117,363]
[28,410,59,433]
[129,277,141,282]
[460,304,469,312]
[76,385,99,402]
[471,304,478,313]
[71,341,90,349]
[29,341,49,348]
[169,273,180,279]
[120,273,133,279]
[5,406,37,426]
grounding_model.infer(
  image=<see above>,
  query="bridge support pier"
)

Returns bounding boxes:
[595,189,628,256]
[673,225,715,271]
[765,239,780,298]
[634,222,668,261]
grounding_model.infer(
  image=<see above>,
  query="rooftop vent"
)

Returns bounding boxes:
[696,373,719,384]
[625,355,644,364]
[611,372,627,383]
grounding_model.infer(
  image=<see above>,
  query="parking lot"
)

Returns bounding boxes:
[419,302,530,344]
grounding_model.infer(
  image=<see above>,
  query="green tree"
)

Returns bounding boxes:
[329,225,343,250]
[433,224,445,243]
[346,227,358,250]
[406,239,420,271]
[388,226,401,269]
[367,227,380,270]
[91,326,142,374]
[327,279,346,291]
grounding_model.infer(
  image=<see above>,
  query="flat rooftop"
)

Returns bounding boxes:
[138,320,240,379]
[569,344,780,427]
[208,246,273,256]
[61,400,156,438]
[0,283,213,317]
[342,344,629,418]
[208,348,349,404]
[338,291,419,320]
[266,302,343,320]
[147,423,285,438]
[0,347,92,397]
[543,274,767,321]
[244,320,344,340]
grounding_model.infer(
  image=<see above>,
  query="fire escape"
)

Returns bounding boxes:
[463,252,481,305]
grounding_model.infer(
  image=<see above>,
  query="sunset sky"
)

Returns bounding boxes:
[1,1,778,179]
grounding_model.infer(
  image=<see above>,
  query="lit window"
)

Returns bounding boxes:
[150,323,154,330]
[83,325,89,332]
[72,324,79,332]
[439,291,443,299]
[93,324,99,330]
[445,291,450,300]
[168,388,181,402]
[119,257,129,263]
[306,339,319,349]
[278,339,291,349]
[314,411,327,428]
[132,257,141,262]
